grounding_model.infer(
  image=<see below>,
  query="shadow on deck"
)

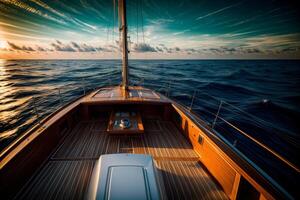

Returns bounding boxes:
[15,120,227,200]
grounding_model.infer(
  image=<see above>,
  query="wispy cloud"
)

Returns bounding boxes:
[51,40,76,52]
[0,0,66,24]
[7,41,35,51]
[148,18,174,25]
[1,0,99,33]
[0,30,52,41]
[2,37,300,59]
[196,2,242,21]
[71,41,104,52]
[0,21,50,36]
[29,0,66,18]
[173,29,191,36]
[228,8,280,28]
[49,40,116,52]
[1,0,299,59]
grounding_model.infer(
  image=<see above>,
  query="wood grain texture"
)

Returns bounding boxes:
[16,120,227,200]
[157,160,228,200]
[52,120,198,160]
[15,160,94,200]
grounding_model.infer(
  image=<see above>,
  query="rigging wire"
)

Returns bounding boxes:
[140,0,145,44]
[118,0,122,50]
[105,21,109,46]
[113,0,116,44]
[136,0,139,45]
[192,93,298,141]
[106,0,114,46]
[108,0,114,44]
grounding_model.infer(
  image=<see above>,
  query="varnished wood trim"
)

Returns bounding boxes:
[231,173,241,199]
[171,101,291,199]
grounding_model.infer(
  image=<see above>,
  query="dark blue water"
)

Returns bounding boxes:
[0,59,299,197]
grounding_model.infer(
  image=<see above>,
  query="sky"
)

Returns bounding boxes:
[0,0,299,59]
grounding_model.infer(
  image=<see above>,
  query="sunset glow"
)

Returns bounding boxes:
[0,0,299,59]
[0,40,7,49]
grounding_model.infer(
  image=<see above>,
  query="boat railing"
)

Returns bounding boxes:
[7,78,298,182]
[23,77,144,130]
[1,76,121,147]
[195,93,298,169]
[29,77,120,125]
[130,79,299,173]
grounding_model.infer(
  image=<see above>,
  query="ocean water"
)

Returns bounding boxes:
[0,59,299,196]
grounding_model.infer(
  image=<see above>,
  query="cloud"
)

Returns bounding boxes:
[5,40,116,53]
[228,8,280,28]
[173,29,190,36]
[148,18,174,25]
[51,40,115,52]
[199,46,264,55]
[107,44,118,50]
[56,40,62,45]
[3,38,299,58]
[5,40,112,53]
[175,47,181,51]
[1,0,66,25]
[186,48,197,53]
[51,40,76,52]
[71,42,98,52]
[0,0,98,33]
[102,40,298,55]
[7,41,35,51]
[196,2,241,20]
[36,46,47,51]
[156,47,163,52]
[244,48,262,54]
[133,43,157,52]
[281,47,300,53]
[71,41,80,49]
[156,46,183,54]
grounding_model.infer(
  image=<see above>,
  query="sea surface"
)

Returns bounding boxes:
[0,59,299,196]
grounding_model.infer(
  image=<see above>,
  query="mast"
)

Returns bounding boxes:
[119,0,129,91]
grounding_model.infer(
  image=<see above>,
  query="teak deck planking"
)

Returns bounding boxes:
[15,120,227,200]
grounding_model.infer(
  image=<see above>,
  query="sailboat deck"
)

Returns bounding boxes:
[15,120,227,200]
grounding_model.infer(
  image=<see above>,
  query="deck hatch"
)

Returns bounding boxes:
[137,90,160,99]
[106,166,149,200]
[87,154,161,200]
[129,89,139,97]
[93,88,123,98]
[92,87,160,100]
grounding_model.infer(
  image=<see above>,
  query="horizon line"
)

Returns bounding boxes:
[1,58,300,61]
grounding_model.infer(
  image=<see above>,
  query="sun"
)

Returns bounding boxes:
[0,40,7,49]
